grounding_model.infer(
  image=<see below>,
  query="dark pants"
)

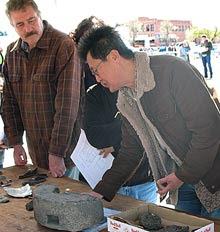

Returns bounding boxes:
[176,184,220,219]
[202,54,213,78]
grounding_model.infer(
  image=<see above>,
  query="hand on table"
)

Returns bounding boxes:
[49,154,66,178]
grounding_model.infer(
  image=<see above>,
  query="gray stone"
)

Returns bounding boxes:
[33,184,104,231]
[139,212,162,230]
[0,195,9,203]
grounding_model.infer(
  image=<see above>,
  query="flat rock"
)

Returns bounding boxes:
[0,195,9,203]
[33,184,104,231]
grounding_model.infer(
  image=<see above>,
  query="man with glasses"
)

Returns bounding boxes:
[78,26,220,219]
[2,0,83,178]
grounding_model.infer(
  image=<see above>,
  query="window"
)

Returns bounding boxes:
[146,25,150,31]
[150,24,154,31]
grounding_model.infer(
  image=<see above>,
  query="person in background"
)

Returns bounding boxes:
[2,0,84,177]
[200,34,213,79]
[83,83,158,203]
[71,16,105,91]
[179,43,188,62]
[78,26,220,219]
[183,40,190,63]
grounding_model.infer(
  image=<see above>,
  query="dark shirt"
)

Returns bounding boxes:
[83,83,153,187]
[201,39,212,55]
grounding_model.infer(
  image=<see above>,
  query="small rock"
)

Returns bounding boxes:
[26,200,33,211]
[0,195,9,203]
[161,225,189,232]
[139,212,162,230]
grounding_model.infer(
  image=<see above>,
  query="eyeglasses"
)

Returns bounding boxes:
[90,60,103,76]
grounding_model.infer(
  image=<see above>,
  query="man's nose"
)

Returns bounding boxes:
[23,23,32,33]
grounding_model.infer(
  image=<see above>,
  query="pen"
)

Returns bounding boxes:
[114,111,120,118]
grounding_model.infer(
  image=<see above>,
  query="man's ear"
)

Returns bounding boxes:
[108,50,120,63]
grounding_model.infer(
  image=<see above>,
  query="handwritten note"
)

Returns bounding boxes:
[71,129,114,189]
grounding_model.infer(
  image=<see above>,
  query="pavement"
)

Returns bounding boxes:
[190,55,220,96]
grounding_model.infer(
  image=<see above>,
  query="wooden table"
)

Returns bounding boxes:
[0,165,148,232]
[0,165,220,232]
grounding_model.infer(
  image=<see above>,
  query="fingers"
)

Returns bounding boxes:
[50,167,66,178]
[49,155,66,178]
[99,149,108,157]
[14,145,27,166]
[102,153,108,158]
[14,153,27,166]
[99,149,105,155]
[156,179,169,196]
[99,147,113,157]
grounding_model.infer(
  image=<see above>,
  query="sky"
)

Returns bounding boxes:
[0,0,219,47]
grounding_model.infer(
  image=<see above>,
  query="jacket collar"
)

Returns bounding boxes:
[134,52,155,99]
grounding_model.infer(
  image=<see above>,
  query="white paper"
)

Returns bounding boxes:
[0,116,4,141]
[71,129,114,189]
[4,184,32,197]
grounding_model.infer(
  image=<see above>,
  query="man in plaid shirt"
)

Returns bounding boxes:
[2,0,84,177]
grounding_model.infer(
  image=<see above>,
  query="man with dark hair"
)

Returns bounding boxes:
[200,34,213,79]
[72,17,157,202]
[78,26,220,218]
[2,0,83,177]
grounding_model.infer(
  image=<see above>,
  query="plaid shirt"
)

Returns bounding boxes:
[2,21,84,169]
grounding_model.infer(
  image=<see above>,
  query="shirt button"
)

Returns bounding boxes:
[211,185,215,189]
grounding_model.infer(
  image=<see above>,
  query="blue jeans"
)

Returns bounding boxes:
[201,54,213,77]
[117,181,158,203]
[0,149,4,168]
[176,184,220,219]
[64,166,80,180]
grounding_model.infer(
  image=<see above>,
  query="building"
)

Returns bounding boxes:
[133,17,192,47]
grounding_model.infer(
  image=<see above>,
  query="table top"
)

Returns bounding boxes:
[0,165,219,232]
[0,165,148,232]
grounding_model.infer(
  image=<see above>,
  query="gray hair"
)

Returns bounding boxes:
[6,0,40,20]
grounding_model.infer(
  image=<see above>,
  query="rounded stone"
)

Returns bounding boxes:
[139,212,162,230]
[33,184,104,231]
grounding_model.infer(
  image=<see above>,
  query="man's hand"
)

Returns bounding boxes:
[99,146,114,158]
[0,141,8,149]
[49,154,66,178]
[14,144,27,165]
[81,191,103,199]
[156,173,184,196]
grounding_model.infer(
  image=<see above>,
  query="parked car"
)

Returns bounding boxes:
[212,44,220,57]
[0,31,7,36]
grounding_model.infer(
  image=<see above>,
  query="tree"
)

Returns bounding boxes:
[160,20,174,46]
[186,26,220,44]
[127,19,139,46]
